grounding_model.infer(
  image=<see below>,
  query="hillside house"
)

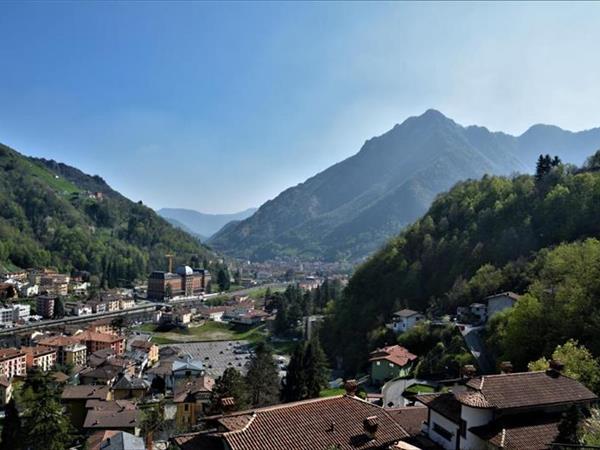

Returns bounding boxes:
[390,309,425,333]
[417,364,597,450]
[485,291,520,319]
[369,345,417,385]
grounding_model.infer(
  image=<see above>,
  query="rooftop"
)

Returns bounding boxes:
[393,309,421,318]
[61,385,111,400]
[369,345,417,368]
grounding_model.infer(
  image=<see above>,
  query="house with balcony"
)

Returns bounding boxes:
[416,363,597,450]
[369,345,417,385]
[389,309,425,334]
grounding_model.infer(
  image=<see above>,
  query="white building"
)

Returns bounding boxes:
[0,308,13,325]
[485,292,520,319]
[417,368,597,450]
[12,304,30,322]
[390,309,425,333]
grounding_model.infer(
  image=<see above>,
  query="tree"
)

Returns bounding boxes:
[282,344,307,402]
[165,284,173,299]
[20,369,73,450]
[245,343,280,407]
[0,399,22,450]
[581,408,600,445]
[556,405,584,445]
[528,339,600,393]
[303,338,330,398]
[584,150,600,171]
[140,402,164,450]
[53,296,65,319]
[210,367,249,413]
[217,268,231,292]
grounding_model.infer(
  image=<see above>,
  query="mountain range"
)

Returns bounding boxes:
[157,207,257,241]
[0,143,213,285]
[209,109,600,261]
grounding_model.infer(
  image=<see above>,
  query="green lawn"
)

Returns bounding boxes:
[24,159,80,194]
[404,383,436,395]
[319,388,346,398]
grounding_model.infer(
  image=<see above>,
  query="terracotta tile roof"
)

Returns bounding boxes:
[84,406,141,430]
[77,330,124,344]
[21,345,56,357]
[385,407,428,437]
[38,335,79,347]
[130,340,155,351]
[469,412,562,449]
[87,430,120,450]
[217,414,254,432]
[85,399,137,411]
[455,390,493,409]
[61,385,111,400]
[465,371,597,410]
[415,393,461,424]
[174,376,215,402]
[172,432,224,450]
[0,348,25,361]
[369,345,417,368]
[220,395,409,450]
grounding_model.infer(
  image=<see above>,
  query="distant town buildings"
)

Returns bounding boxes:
[147,265,210,300]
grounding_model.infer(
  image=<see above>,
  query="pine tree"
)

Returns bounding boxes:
[53,296,65,319]
[210,367,249,413]
[303,337,330,398]
[282,344,307,402]
[0,399,22,450]
[217,268,230,292]
[20,369,73,450]
[245,343,280,407]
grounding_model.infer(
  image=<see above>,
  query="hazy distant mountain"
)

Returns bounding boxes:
[158,207,257,240]
[209,109,600,261]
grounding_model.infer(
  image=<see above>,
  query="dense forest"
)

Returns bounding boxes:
[321,151,600,374]
[0,143,214,286]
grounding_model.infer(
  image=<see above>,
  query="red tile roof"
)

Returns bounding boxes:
[76,330,124,344]
[465,371,597,410]
[415,393,461,423]
[469,412,562,449]
[385,407,428,437]
[0,348,25,361]
[38,335,80,347]
[369,345,417,368]
[220,395,410,450]
[61,385,111,400]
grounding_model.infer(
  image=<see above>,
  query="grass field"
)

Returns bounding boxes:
[319,388,346,398]
[135,321,269,346]
[404,383,436,395]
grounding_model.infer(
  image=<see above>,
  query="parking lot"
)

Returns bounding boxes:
[169,340,252,378]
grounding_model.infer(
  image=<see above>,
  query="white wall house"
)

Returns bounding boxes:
[486,292,520,319]
[390,309,424,333]
[417,369,598,450]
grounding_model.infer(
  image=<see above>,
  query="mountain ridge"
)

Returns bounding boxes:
[210,110,600,261]
[158,207,257,240]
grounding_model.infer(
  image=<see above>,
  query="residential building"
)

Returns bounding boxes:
[87,430,145,450]
[369,345,417,385]
[485,291,520,319]
[390,309,425,334]
[83,400,142,436]
[40,272,69,296]
[417,365,598,450]
[18,282,39,298]
[457,303,488,324]
[88,318,120,335]
[0,348,27,378]
[0,307,13,325]
[119,298,135,310]
[130,340,159,366]
[65,301,93,316]
[12,303,30,322]
[174,376,215,428]
[172,383,414,450]
[21,345,57,372]
[38,335,87,367]
[198,306,226,322]
[36,294,56,318]
[112,373,150,400]
[76,330,126,356]
[61,385,112,428]
[88,300,108,314]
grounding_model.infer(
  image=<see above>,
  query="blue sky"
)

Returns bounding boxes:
[1,2,599,213]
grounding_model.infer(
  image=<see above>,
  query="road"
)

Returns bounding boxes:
[158,282,290,307]
[460,324,495,374]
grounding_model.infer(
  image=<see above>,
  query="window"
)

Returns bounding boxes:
[460,419,467,438]
[433,423,453,441]
[184,404,189,411]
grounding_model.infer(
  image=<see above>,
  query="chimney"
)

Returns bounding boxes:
[220,396,236,413]
[500,361,513,374]
[461,364,477,379]
[363,415,378,439]
[547,359,564,378]
[344,379,358,397]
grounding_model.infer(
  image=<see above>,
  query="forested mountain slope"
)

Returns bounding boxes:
[158,207,257,240]
[322,153,600,373]
[0,143,214,286]
[210,110,600,261]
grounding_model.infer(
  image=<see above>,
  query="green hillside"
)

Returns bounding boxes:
[321,152,600,373]
[0,143,214,286]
